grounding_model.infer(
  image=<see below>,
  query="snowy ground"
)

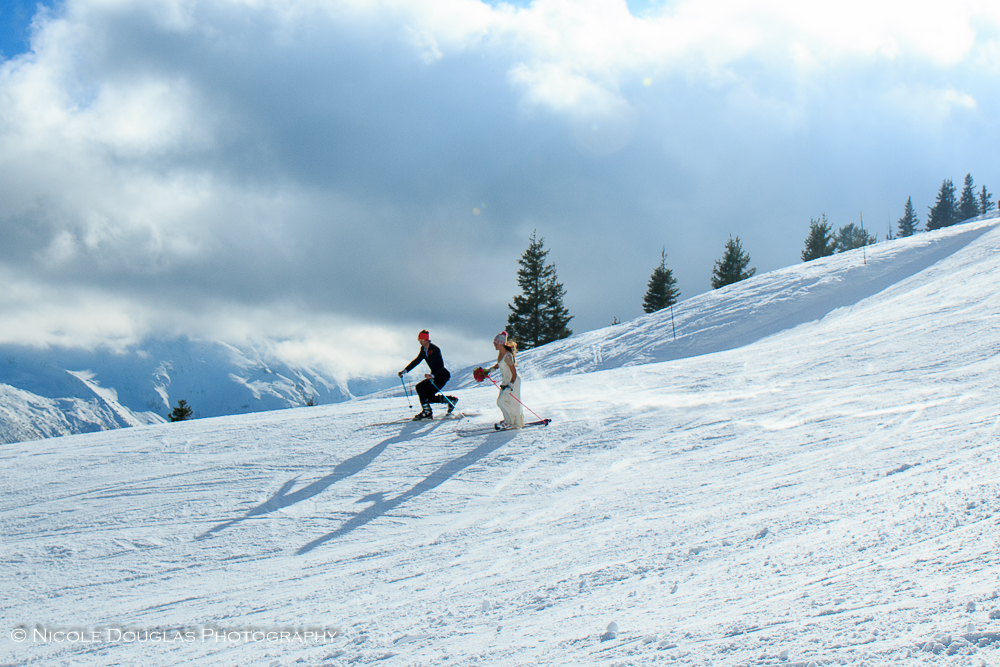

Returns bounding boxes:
[3,219,1000,666]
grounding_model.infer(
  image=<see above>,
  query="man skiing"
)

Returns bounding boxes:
[398,330,457,420]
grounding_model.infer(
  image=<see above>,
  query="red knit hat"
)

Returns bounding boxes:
[417,330,430,341]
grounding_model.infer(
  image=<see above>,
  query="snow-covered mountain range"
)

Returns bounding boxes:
[0,339,395,444]
[3,217,1000,666]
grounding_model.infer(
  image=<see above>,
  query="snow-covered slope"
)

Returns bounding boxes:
[3,219,1000,666]
[0,338,381,444]
[455,217,998,386]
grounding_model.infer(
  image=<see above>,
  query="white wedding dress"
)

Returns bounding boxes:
[496,351,524,429]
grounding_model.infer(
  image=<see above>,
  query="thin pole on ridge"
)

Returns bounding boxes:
[860,211,867,266]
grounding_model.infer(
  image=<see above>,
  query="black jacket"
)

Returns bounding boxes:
[404,343,449,379]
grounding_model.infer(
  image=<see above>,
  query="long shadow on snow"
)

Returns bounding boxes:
[197,422,430,540]
[297,430,518,555]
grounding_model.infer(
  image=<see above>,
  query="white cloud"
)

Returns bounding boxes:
[0,268,147,350]
[398,0,995,110]
[884,84,978,124]
[0,264,489,377]
[508,60,620,114]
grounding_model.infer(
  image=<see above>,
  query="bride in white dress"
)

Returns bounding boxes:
[489,331,523,430]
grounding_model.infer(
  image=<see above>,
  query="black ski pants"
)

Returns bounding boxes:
[416,371,450,406]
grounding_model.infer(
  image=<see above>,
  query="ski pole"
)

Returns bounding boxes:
[485,375,546,423]
[427,378,457,411]
[400,374,413,408]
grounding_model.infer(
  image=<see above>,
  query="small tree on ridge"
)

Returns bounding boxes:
[642,248,680,313]
[927,179,958,230]
[835,223,877,252]
[169,399,193,422]
[897,197,919,237]
[978,185,995,217]
[958,173,980,222]
[711,236,756,289]
[802,214,837,261]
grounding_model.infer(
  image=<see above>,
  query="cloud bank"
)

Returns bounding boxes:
[1,0,998,376]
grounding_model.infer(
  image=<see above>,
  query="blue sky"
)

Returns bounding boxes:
[0,0,998,377]
[0,0,54,59]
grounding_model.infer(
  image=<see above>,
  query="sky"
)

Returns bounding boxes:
[1,0,999,378]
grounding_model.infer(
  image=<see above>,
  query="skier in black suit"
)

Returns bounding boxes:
[399,330,457,420]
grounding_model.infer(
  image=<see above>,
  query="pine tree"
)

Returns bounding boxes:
[978,185,995,217]
[958,173,979,222]
[897,196,919,237]
[642,248,680,313]
[835,223,877,252]
[927,179,957,230]
[169,399,193,422]
[507,231,572,350]
[801,214,837,261]
[711,235,756,289]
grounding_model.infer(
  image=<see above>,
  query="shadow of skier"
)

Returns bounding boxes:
[196,422,429,540]
[296,430,518,555]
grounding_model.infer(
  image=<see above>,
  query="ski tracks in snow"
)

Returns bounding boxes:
[8,221,1000,666]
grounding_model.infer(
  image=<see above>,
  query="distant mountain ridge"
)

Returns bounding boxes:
[0,338,391,444]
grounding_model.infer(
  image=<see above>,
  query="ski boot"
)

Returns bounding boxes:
[494,420,508,431]
[446,397,458,414]
[413,405,433,420]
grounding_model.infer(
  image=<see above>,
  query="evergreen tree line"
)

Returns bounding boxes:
[802,173,995,262]
[510,173,998,351]
[922,173,994,233]
[507,231,757,350]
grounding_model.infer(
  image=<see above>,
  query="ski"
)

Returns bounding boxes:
[455,418,551,437]
[367,412,473,428]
